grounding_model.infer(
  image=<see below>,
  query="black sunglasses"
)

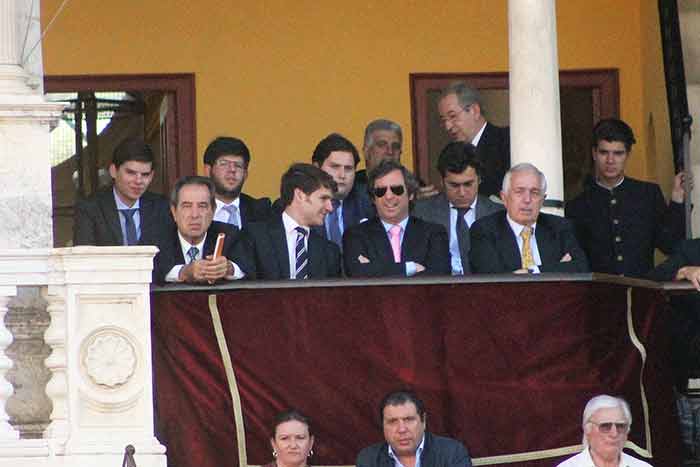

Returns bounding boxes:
[373,185,405,198]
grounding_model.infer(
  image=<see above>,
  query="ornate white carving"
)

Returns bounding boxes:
[83,330,136,388]
[42,286,68,440]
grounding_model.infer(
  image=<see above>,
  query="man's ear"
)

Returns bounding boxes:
[108,163,117,179]
[500,191,507,204]
[204,164,212,176]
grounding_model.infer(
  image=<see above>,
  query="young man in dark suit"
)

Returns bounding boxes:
[244,163,341,280]
[413,142,503,274]
[73,138,172,247]
[203,136,272,228]
[154,176,251,284]
[566,118,687,278]
[438,81,510,198]
[470,163,588,274]
[343,160,450,277]
[311,133,373,249]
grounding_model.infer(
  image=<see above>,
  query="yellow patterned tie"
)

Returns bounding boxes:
[520,226,535,270]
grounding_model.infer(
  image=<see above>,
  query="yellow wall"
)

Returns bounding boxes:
[41,0,672,199]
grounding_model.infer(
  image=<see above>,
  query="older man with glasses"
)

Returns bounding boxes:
[342,160,450,277]
[556,395,652,467]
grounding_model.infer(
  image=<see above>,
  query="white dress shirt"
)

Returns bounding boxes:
[449,198,478,275]
[282,211,309,279]
[213,197,242,227]
[555,448,653,467]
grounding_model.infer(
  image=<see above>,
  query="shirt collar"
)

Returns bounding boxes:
[506,214,536,236]
[449,197,478,211]
[215,196,240,210]
[113,187,140,210]
[381,216,409,233]
[177,230,207,253]
[282,211,308,235]
[595,176,625,191]
[470,121,488,147]
[387,435,426,464]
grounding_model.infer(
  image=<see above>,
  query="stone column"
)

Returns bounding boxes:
[508,0,564,214]
[0,290,19,440]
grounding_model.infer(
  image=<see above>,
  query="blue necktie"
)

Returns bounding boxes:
[327,199,342,249]
[294,227,309,280]
[121,209,138,246]
[223,204,240,227]
[187,246,199,264]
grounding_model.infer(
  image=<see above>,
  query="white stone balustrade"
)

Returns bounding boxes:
[0,247,166,467]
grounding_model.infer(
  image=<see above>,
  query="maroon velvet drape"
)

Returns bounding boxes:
[151,281,680,467]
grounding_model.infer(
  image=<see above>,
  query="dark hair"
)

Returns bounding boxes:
[379,390,426,423]
[112,138,154,168]
[280,163,337,208]
[367,160,419,202]
[203,137,251,167]
[436,142,483,178]
[311,133,360,167]
[170,175,216,208]
[592,119,636,151]
[270,409,313,438]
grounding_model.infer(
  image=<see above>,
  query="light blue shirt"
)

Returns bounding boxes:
[506,214,542,273]
[381,217,418,276]
[449,198,477,275]
[113,188,141,245]
[388,435,425,467]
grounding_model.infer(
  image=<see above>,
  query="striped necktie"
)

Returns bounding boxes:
[294,227,309,279]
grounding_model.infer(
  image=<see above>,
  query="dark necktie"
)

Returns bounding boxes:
[187,246,199,264]
[455,208,469,264]
[121,208,138,246]
[327,199,342,249]
[294,227,309,280]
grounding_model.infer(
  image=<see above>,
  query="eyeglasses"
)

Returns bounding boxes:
[214,159,247,171]
[373,185,405,198]
[440,106,470,127]
[589,421,630,433]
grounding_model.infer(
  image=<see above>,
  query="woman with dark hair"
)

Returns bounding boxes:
[264,410,315,467]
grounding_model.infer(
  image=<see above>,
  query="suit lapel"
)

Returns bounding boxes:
[307,232,326,278]
[498,214,522,270]
[401,218,421,261]
[238,196,250,226]
[534,217,558,265]
[101,191,124,245]
[269,217,291,279]
[138,194,153,244]
[369,219,395,263]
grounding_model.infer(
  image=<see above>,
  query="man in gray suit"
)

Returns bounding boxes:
[413,142,502,274]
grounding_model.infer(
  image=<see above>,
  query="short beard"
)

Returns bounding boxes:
[213,179,242,201]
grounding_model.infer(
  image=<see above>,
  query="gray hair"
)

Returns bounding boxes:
[363,119,403,149]
[440,81,484,113]
[581,395,632,447]
[170,175,216,209]
[502,163,547,194]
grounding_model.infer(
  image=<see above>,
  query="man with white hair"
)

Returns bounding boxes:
[469,163,588,273]
[556,395,652,466]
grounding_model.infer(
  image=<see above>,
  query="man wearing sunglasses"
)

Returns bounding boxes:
[343,160,450,277]
[413,142,503,274]
[437,81,510,198]
[469,163,588,274]
[556,395,651,467]
[203,136,272,229]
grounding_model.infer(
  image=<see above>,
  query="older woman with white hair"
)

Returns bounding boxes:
[556,395,652,467]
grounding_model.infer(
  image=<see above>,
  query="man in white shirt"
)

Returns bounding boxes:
[437,81,510,198]
[154,176,250,284]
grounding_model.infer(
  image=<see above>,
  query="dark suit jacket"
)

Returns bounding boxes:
[312,184,375,240]
[469,211,589,273]
[648,239,700,282]
[244,214,341,280]
[412,193,503,273]
[153,221,253,284]
[73,188,173,247]
[342,216,450,277]
[566,177,684,277]
[356,432,472,467]
[238,192,273,227]
[475,122,510,198]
